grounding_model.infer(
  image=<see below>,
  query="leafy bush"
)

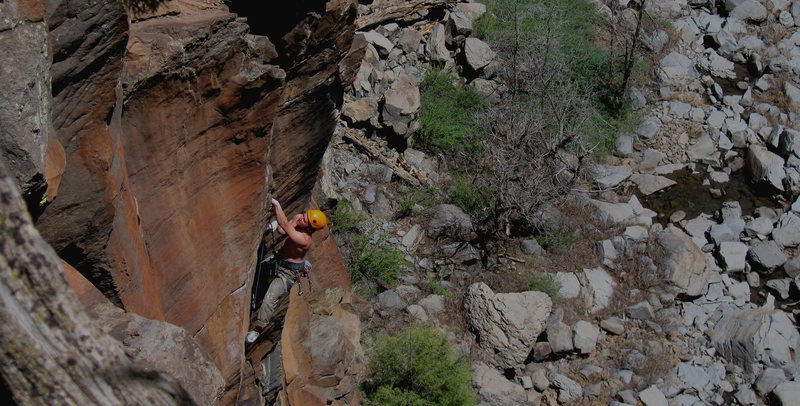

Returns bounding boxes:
[448,175,494,223]
[363,326,475,406]
[330,199,368,233]
[419,68,486,155]
[397,187,442,218]
[348,228,410,287]
[524,273,562,300]
[535,224,577,254]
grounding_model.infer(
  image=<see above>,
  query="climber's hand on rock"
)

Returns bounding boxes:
[271,198,280,208]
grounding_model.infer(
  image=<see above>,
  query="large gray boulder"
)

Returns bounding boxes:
[629,174,676,195]
[658,226,713,296]
[748,240,788,272]
[472,362,527,405]
[382,76,421,136]
[361,30,394,55]
[95,302,225,405]
[463,37,495,71]
[464,282,552,368]
[447,11,473,36]
[730,1,769,24]
[428,204,473,239]
[773,212,800,247]
[712,306,800,376]
[772,381,800,405]
[659,52,699,85]
[426,23,451,63]
[551,373,583,403]
[748,145,786,192]
[582,267,616,312]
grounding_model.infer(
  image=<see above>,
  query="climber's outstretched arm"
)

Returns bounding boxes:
[271,199,311,247]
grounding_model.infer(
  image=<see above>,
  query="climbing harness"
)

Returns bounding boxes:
[295,260,313,296]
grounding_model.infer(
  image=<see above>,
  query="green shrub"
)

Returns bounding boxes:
[524,273,562,300]
[363,326,475,406]
[419,68,486,154]
[535,223,577,254]
[330,199,368,234]
[448,175,493,223]
[397,187,442,217]
[348,228,410,287]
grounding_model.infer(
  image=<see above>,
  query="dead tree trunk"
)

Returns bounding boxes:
[0,161,190,405]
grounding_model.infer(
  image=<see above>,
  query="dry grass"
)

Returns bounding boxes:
[755,72,795,114]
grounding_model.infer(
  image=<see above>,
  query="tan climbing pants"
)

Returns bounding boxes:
[253,261,296,329]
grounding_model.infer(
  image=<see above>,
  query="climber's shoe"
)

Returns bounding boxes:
[246,330,259,344]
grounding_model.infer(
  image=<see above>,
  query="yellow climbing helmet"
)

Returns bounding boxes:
[307,209,328,229]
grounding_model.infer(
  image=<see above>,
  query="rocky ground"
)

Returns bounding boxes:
[319,0,800,405]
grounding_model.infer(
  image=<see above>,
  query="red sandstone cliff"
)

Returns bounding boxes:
[1,0,364,404]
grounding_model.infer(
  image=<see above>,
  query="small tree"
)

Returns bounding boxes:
[468,1,596,234]
[362,326,475,406]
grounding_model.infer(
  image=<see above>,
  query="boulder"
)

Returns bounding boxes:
[600,317,625,335]
[472,362,527,405]
[428,204,473,239]
[447,11,473,36]
[767,279,792,300]
[342,97,379,123]
[547,310,574,353]
[785,251,800,277]
[441,242,479,264]
[658,226,713,296]
[786,82,800,111]
[747,145,786,192]
[398,28,423,54]
[96,302,225,405]
[572,321,600,354]
[454,1,488,21]
[551,373,583,403]
[520,239,545,255]
[627,301,655,320]
[639,385,668,406]
[629,86,647,110]
[615,134,634,157]
[361,30,394,55]
[582,267,616,312]
[748,240,787,272]
[745,216,775,236]
[555,272,581,299]
[376,290,407,312]
[589,199,635,226]
[772,381,800,405]
[426,23,451,63]
[717,241,749,272]
[418,294,445,315]
[687,135,718,163]
[463,282,552,368]
[593,164,632,189]
[712,306,800,376]
[756,368,787,395]
[463,38,495,71]
[773,212,800,247]
[629,174,676,195]
[659,52,699,85]
[700,50,736,79]
[635,116,662,139]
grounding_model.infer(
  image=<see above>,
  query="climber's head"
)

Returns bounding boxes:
[305,209,328,231]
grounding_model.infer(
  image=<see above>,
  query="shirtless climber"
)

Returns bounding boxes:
[246,198,327,343]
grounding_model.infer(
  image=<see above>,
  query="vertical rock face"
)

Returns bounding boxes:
[12,0,361,401]
[36,0,130,306]
[0,0,62,210]
[117,6,284,379]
